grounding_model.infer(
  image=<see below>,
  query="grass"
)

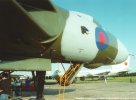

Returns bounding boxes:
[44,76,136,85]
[107,76,136,83]
[73,76,136,84]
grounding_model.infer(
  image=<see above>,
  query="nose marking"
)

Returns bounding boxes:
[124,62,128,66]
[95,27,109,51]
[81,26,89,35]
[99,32,106,44]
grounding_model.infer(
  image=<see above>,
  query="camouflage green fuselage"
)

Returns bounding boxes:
[0,0,128,70]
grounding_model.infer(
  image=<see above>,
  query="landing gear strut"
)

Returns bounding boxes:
[34,71,46,100]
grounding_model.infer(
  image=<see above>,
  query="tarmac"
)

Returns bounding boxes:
[20,80,136,100]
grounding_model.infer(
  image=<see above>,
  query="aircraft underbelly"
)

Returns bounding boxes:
[0,58,51,71]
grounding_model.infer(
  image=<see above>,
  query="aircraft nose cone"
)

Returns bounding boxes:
[114,40,128,64]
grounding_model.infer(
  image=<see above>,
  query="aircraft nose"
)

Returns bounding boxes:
[114,39,128,64]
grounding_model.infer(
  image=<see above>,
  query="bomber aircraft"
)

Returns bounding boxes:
[0,0,128,99]
[75,54,131,81]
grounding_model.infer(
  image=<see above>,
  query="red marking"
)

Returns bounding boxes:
[124,62,128,66]
[99,32,106,44]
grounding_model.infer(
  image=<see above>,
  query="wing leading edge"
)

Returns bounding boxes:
[0,58,51,71]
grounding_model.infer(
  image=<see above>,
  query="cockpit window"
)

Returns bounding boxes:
[93,19,102,27]
[16,0,55,12]
[81,26,89,34]
[77,14,81,17]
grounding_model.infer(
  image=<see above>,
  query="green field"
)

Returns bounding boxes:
[107,76,136,83]
[74,76,136,84]
[45,76,136,85]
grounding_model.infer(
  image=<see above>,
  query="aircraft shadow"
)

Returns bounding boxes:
[45,82,57,85]
[21,88,75,97]
[44,88,75,95]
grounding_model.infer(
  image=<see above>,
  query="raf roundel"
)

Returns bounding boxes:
[95,27,109,51]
